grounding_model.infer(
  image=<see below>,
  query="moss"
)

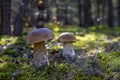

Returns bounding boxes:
[98,52,120,75]
[0,62,19,71]
[22,31,28,36]
[14,41,24,45]
[0,25,120,79]
[0,51,120,79]
[0,71,11,79]
[0,36,18,45]
[0,49,17,56]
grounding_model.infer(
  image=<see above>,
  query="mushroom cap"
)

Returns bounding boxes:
[26,28,54,44]
[58,32,77,43]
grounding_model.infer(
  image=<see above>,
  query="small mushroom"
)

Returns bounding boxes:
[26,28,54,67]
[57,32,77,57]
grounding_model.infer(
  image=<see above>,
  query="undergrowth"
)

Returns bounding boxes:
[0,26,120,79]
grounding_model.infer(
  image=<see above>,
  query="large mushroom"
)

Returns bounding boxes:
[57,32,77,57]
[26,28,54,68]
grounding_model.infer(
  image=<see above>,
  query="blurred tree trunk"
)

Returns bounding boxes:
[13,0,29,36]
[107,0,114,27]
[45,8,50,22]
[36,0,45,28]
[1,0,11,35]
[96,0,100,19]
[83,0,93,27]
[0,0,2,35]
[44,0,50,23]
[101,0,107,25]
[118,0,120,26]
[77,0,83,27]
[64,5,70,25]
[56,5,61,21]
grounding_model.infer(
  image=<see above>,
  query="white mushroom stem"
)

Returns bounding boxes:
[33,41,49,68]
[63,42,75,57]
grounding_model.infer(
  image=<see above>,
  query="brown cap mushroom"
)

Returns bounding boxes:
[58,32,76,43]
[26,28,54,68]
[27,28,54,44]
[58,32,77,57]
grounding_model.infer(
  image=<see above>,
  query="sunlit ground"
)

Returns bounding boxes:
[0,24,120,79]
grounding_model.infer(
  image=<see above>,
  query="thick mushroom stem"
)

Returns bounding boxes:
[63,42,75,57]
[33,41,49,67]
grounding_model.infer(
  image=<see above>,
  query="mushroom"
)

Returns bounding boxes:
[57,32,77,57]
[26,28,54,68]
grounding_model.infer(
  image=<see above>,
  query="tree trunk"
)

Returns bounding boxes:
[96,0,100,19]
[118,0,120,26]
[83,0,93,27]
[77,0,83,27]
[64,5,70,25]
[95,0,104,27]
[1,0,11,35]
[13,0,29,36]
[36,0,45,28]
[101,0,107,25]
[45,8,50,22]
[56,5,61,21]
[95,0,100,26]
[0,0,2,35]
[44,0,50,23]
[107,0,114,27]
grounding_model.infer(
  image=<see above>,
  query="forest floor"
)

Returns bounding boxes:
[0,24,120,80]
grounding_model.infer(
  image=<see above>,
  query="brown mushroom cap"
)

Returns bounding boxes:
[58,32,76,43]
[26,28,54,44]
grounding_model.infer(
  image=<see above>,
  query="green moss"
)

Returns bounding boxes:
[0,36,18,45]
[14,41,23,45]
[22,31,28,35]
[0,49,17,56]
[74,74,103,80]
[0,71,11,79]
[0,25,120,79]
[14,38,25,45]
[98,52,120,74]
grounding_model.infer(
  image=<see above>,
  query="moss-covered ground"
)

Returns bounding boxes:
[0,24,120,80]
